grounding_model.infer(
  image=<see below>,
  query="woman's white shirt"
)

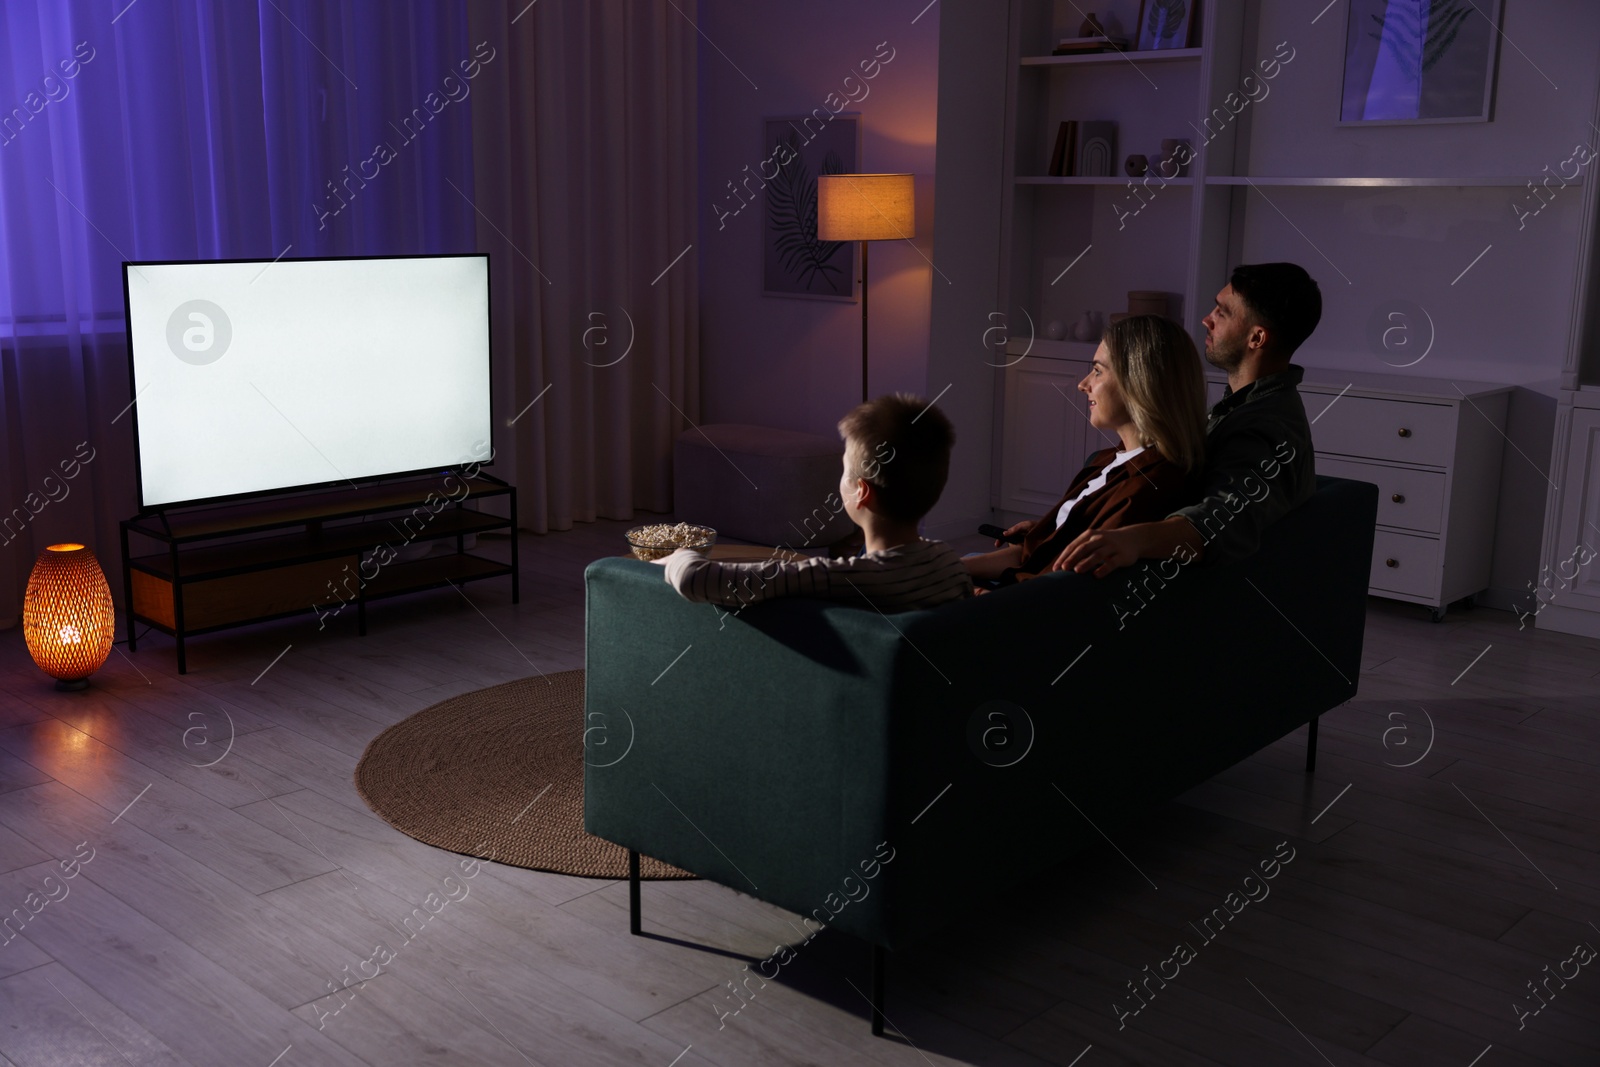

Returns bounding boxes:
[1054,445,1147,530]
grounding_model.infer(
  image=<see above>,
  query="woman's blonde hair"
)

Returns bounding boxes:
[1102,315,1208,473]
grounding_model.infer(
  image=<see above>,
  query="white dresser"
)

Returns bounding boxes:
[1208,368,1511,621]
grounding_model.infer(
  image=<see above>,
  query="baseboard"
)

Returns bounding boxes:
[1535,602,1600,640]
[1473,586,1526,614]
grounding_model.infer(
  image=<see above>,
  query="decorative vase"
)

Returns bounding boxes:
[1125,154,1149,177]
[1071,311,1103,344]
[23,543,115,690]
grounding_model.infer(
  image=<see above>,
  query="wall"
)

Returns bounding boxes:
[695,1,1600,606]
[696,0,942,438]
[1234,0,1600,609]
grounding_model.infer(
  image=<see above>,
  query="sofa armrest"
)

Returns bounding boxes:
[584,557,906,933]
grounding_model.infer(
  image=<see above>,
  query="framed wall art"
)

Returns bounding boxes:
[761,114,861,301]
[1339,0,1503,124]
[1136,0,1196,52]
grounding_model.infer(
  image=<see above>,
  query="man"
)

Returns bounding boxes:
[1053,262,1321,575]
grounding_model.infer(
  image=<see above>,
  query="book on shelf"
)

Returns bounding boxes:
[1051,35,1129,55]
[1048,120,1076,177]
[1046,120,1118,178]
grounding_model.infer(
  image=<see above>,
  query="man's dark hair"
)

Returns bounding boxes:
[1230,262,1322,357]
[837,393,955,524]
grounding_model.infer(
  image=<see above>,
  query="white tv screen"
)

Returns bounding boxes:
[123,254,492,508]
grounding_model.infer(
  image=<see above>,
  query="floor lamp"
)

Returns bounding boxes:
[816,174,916,403]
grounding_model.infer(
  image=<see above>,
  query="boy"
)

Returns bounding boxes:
[655,394,972,612]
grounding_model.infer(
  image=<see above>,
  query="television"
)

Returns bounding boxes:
[122,253,492,510]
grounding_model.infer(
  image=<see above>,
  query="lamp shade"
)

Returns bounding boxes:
[23,543,115,686]
[816,174,916,242]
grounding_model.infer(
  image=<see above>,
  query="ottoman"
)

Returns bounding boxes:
[673,424,856,549]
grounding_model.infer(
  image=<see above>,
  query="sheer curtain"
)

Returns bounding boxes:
[0,0,698,626]
[468,1,699,531]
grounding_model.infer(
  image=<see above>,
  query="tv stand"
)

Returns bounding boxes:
[119,474,518,674]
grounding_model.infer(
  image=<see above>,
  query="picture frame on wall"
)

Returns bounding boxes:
[1338,0,1504,124]
[1135,0,1196,51]
[761,114,861,302]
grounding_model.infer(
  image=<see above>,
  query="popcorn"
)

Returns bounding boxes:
[625,523,716,562]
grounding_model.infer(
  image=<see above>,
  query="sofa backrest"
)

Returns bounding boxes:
[583,476,1378,949]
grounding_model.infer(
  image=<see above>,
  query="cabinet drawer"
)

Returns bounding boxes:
[1369,530,1441,599]
[1316,457,1446,534]
[1309,395,1456,467]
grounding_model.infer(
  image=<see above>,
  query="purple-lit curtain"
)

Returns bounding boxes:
[0,0,477,625]
[0,0,700,626]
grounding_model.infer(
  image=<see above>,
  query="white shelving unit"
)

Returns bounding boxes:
[981,0,1600,617]
[1204,176,1581,187]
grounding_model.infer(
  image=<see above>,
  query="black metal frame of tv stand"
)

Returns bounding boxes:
[119,471,518,674]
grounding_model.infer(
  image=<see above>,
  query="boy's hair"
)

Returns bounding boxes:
[1229,262,1322,357]
[1103,315,1208,473]
[837,393,955,524]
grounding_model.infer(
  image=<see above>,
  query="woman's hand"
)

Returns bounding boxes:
[999,519,1036,546]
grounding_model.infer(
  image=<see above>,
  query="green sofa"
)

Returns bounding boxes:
[584,476,1377,1031]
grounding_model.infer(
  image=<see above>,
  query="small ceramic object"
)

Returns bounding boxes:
[1045,320,1066,341]
[1125,154,1149,177]
[1071,310,1103,344]
[1079,12,1104,37]
[1159,138,1193,177]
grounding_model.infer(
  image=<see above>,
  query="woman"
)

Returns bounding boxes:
[965,314,1207,583]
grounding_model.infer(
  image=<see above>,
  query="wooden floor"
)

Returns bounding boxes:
[0,519,1597,1065]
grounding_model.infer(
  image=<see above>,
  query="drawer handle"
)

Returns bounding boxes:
[1385,558,1399,568]
[1397,428,1412,438]
[1391,493,1405,504]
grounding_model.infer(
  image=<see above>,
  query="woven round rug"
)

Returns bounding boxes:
[354,669,690,879]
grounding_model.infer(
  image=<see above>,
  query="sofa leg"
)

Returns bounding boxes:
[1305,716,1319,775]
[871,943,887,1036]
[628,850,641,935]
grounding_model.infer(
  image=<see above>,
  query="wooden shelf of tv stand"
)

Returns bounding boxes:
[122,474,512,541]
[120,474,518,674]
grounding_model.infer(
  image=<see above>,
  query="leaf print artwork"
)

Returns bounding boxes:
[766,133,847,294]
[1146,0,1186,44]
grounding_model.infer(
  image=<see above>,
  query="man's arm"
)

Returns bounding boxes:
[1051,516,1201,576]
[1169,421,1311,568]
[1053,419,1311,577]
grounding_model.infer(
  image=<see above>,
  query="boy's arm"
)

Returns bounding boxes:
[657,548,827,607]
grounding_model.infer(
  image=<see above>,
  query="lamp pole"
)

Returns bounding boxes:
[860,239,870,403]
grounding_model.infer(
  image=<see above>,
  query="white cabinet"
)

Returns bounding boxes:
[1536,402,1600,638]
[1210,369,1507,618]
[1299,370,1510,620]
[995,347,1108,517]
